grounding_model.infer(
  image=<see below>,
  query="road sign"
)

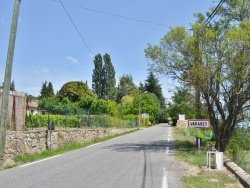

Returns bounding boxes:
[188,119,210,128]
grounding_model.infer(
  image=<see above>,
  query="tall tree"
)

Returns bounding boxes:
[40,81,54,98]
[102,53,116,100]
[40,81,48,98]
[92,54,103,98]
[145,1,250,151]
[92,53,116,100]
[144,71,165,108]
[47,82,54,97]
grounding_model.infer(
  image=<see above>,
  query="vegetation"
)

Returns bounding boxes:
[145,0,250,152]
[173,127,244,188]
[92,53,116,100]
[57,81,95,102]
[40,81,54,98]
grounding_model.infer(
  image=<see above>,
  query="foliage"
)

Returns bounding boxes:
[226,127,250,172]
[91,99,118,116]
[10,80,15,91]
[102,53,116,100]
[131,92,161,123]
[144,71,165,108]
[166,89,197,122]
[26,114,81,128]
[40,81,54,98]
[57,81,95,102]
[38,97,82,115]
[92,54,103,98]
[116,74,137,103]
[92,53,116,100]
[145,1,250,151]
[78,95,97,109]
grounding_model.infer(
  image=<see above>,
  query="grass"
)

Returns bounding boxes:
[173,127,243,188]
[4,128,140,169]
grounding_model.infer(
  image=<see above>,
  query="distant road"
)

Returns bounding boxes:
[0,124,183,188]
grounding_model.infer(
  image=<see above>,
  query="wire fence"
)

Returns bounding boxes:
[25,108,138,130]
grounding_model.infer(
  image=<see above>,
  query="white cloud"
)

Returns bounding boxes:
[66,56,79,64]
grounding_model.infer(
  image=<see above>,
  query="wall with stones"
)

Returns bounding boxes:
[4,128,133,166]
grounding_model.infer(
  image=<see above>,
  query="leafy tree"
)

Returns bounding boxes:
[167,89,197,124]
[131,92,161,123]
[119,95,134,116]
[78,95,97,109]
[57,81,95,102]
[145,1,250,151]
[145,71,165,108]
[116,74,137,103]
[40,81,54,98]
[91,99,118,116]
[102,53,116,100]
[92,54,103,98]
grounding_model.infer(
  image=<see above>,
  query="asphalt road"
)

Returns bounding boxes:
[0,124,183,188]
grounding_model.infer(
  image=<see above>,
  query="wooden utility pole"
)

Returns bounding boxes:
[0,0,21,168]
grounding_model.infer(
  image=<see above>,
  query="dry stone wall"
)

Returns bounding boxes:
[4,128,133,166]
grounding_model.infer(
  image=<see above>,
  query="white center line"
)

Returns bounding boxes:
[161,167,168,188]
[165,147,169,154]
[20,155,61,168]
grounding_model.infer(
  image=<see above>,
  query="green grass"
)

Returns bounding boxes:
[173,127,243,188]
[5,128,140,168]
[182,171,241,188]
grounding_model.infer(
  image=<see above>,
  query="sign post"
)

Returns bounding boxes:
[188,119,210,150]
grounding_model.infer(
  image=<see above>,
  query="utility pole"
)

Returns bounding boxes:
[0,0,21,168]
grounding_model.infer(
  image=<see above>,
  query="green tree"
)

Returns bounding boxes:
[57,81,95,102]
[131,92,161,123]
[40,81,54,98]
[116,74,137,103]
[145,1,250,151]
[92,54,103,98]
[92,53,116,100]
[47,82,54,97]
[103,53,116,100]
[145,71,165,108]
[10,80,15,91]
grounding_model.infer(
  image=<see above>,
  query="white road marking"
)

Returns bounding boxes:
[86,143,100,148]
[20,155,61,168]
[112,136,121,140]
[161,167,168,188]
[168,138,170,142]
[165,147,169,154]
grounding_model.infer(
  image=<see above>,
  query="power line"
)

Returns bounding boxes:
[205,0,225,25]
[57,0,94,56]
[52,0,169,27]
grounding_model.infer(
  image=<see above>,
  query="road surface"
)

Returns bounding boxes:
[0,123,183,188]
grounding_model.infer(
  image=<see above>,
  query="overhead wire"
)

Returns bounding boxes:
[52,0,169,27]
[205,0,225,25]
[57,0,94,56]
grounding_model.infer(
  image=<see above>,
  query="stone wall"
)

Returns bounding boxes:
[4,128,133,166]
[0,90,26,131]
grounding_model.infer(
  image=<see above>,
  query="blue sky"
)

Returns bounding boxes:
[0,0,213,98]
